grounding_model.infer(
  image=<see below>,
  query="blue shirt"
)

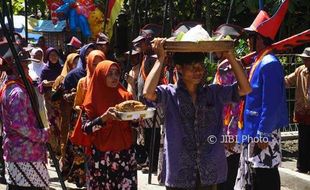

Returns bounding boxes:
[155,81,240,188]
[238,53,289,144]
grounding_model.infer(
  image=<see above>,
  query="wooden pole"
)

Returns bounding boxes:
[103,0,110,33]
[24,0,28,43]
[205,0,212,34]
[259,0,264,10]
[125,0,139,73]
[8,0,14,33]
[226,0,234,24]
[162,0,170,37]
[3,0,15,42]
[147,110,158,184]
[144,0,148,25]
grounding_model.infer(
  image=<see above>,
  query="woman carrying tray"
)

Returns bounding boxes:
[71,60,137,189]
[143,38,251,190]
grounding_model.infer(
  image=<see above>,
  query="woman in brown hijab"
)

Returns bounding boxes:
[61,50,105,187]
[53,53,79,90]
[52,53,79,159]
[74,50,106,110]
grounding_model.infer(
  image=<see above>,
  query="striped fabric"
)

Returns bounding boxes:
[143,106,164,128]
[5,161,49,188]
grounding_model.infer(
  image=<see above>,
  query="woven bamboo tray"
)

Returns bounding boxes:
[163,40,234,52]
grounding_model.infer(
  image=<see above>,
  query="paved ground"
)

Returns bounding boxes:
[45,166,165,190]
[280,158,310,190]
[0,159,304,189]
[0,162,165,190]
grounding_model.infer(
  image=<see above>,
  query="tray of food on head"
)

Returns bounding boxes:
[163,40,234,52]
[163,24,234,52]
[115,100,156,121]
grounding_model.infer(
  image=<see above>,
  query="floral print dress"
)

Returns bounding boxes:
[60,110,87,188]
[81,111,137,190]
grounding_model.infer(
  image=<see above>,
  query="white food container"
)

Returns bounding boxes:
[116,108,156,121]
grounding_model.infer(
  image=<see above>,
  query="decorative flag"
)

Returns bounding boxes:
[46,0,63,24]
[105,0,124,38]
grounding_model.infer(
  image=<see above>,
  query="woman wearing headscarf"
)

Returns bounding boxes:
[61,50,105,187]
[0,56,50,189]
[71,61,137,189]
[74,50,106,110]
[28,48,45,83]
[63,43,96,91]
[52,53,79,159]
[53,53,79,91]
[39,47,63,156]
[28,48,50,129]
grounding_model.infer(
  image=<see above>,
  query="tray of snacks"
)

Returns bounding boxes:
[163,40,234,52]
[115,100,156,121]
[163,25,234,52]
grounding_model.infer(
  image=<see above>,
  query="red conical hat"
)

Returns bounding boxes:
[245,11,270,32]
[245,0,290,40]
[67,36,82,49]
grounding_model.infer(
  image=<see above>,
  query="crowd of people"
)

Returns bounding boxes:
[0,1,309,190]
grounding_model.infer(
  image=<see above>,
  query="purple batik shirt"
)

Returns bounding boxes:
[155,80,240,188]
[0,76,49,162]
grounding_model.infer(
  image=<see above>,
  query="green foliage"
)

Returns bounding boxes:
[204,54,218,84]
[9,0,308,38]
[9,0,306,41]
[12,0,47,18]
[12,0,24,14]
[234,39,250,59]
[278,54,303,76]
[123,0,308,43]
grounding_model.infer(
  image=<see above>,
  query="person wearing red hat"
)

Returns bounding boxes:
[235,1,290,190]
[65,36,82,57]
[67,36,82,49]
[285,47,310,174]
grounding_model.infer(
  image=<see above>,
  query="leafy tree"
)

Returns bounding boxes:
[12,0,47,18]
[121,0,308,40]
[10,0,307,39]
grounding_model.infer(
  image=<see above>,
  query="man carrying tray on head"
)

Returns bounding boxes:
[143,37,251,189]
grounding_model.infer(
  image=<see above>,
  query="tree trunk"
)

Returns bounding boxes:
[194,0,203,21]
[205,0,212,34]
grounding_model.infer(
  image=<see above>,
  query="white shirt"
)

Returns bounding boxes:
[28,61,45,82]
